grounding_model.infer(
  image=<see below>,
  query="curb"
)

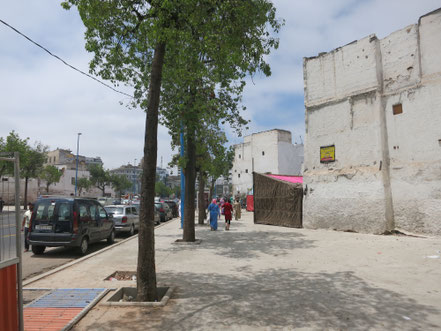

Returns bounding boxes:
[23,219,175,287]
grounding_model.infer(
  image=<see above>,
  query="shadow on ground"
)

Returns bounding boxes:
[157,221,315,259]
[77,267,439,331]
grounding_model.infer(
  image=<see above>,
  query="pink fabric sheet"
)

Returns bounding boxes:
[268,174,303,184]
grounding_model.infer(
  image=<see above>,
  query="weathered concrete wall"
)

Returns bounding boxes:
[232,129,304,195]
[278,143,303,176]
[303,8,441,235]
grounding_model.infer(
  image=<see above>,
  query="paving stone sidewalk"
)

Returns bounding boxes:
[25,212,441,330]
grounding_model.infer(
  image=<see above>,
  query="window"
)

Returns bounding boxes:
[393,103,403,115]
[238,174,241,178]
[132,207,138,215]
[262,151,265,156]
[57,203,71,221]
[245,169,248,173]
[98,206,107,219]
[89,203,97,221]
[238,154,241,159]
[78,203,89,221]
[126,207,132,215]
[71,177,75,185]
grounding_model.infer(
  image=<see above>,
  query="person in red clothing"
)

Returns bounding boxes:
[223,197,233,230]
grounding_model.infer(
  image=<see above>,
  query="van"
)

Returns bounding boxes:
[28,197,115,255]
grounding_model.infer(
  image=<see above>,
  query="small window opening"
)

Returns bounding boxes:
[262,151,265,156]
[238,154,241,159]
[238,174,240,178]
[245,169,248,173]
[393,104,403,115]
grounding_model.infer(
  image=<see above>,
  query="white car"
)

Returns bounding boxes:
[105,205,139,236]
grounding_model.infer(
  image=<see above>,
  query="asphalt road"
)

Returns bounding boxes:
[0,210,137,281]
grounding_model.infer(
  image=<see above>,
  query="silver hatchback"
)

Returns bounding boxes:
[105,205,139,236]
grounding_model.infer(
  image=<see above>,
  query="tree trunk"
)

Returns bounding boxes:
[46,183,50,193]
[24,177,29,209]
[209,178,216,200]
[183,125,196,241]
[136,42,166,302]
[198,172,205,225]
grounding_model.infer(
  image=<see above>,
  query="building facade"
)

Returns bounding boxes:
[110,164,142,195]
[303,9,441,235]
[232,129,304,195]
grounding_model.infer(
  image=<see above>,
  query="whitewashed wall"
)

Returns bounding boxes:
[232,129,303,195]
[303,9,441,235]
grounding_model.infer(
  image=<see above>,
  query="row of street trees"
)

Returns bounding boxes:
[0,131,133,204]
[62,0,281,302]
[0,131,59,207]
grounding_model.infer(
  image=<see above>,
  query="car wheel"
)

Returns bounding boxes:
[78,237,89,255]
[107,229,115,244]
[32,245,46,255]
[129,225,135,236]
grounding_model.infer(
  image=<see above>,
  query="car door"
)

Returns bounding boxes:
[30,200,56,242]
[132,207,139,229]
[97,204,112,237]
[77,200,95,241]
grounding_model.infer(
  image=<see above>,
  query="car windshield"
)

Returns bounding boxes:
[105,207,124,214]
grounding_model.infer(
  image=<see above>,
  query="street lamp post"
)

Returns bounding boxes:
[133,158,137,196]
[74,133,82,196]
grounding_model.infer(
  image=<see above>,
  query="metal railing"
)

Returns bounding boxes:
[0,152,24,331]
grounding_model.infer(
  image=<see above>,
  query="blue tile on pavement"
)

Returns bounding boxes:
[27,288,106,308]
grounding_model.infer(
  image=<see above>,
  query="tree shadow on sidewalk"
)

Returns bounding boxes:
[157,222,315,260]
[77,268,439,331]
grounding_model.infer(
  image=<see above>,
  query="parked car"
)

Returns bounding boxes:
[29,197,115,255]
[97,197,114,206]
[164,200,178,218]
[155,202,172,222]
[105,205,139,236]
[132,204,161,225]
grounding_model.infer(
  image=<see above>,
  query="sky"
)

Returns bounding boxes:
[1,0,440,170]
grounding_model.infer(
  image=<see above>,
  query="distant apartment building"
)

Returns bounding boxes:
[232,129,304,195]
[110,164,142,194]
[46,148,103,171]
[303,9,441,235]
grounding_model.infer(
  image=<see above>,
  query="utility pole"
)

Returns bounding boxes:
[74,133,82,196]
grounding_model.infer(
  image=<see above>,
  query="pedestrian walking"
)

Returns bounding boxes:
[22,202,33,252]
[208,199,220,231]
[223,198,233,230]
[0,196,4,212]
[233,198,241,220]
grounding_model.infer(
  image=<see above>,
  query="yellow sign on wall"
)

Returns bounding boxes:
[320,145,335,163]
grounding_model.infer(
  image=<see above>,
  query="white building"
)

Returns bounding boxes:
[232,129,304,195]
[303,8,441,235]
[110,164,142,194]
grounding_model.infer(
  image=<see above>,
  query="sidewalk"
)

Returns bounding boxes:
[25,212,441,330]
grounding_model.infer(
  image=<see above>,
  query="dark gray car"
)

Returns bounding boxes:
[29,197,115,255]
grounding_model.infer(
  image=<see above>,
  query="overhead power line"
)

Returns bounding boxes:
[0,18,134,99]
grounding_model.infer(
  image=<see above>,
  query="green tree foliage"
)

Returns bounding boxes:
[0,131,48,207]
[88,164,111,197]
[110,174,132,197]
[40,165,63,193]
[77,177,92,196]
[155,181,171,198]
[62,0,281,302]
